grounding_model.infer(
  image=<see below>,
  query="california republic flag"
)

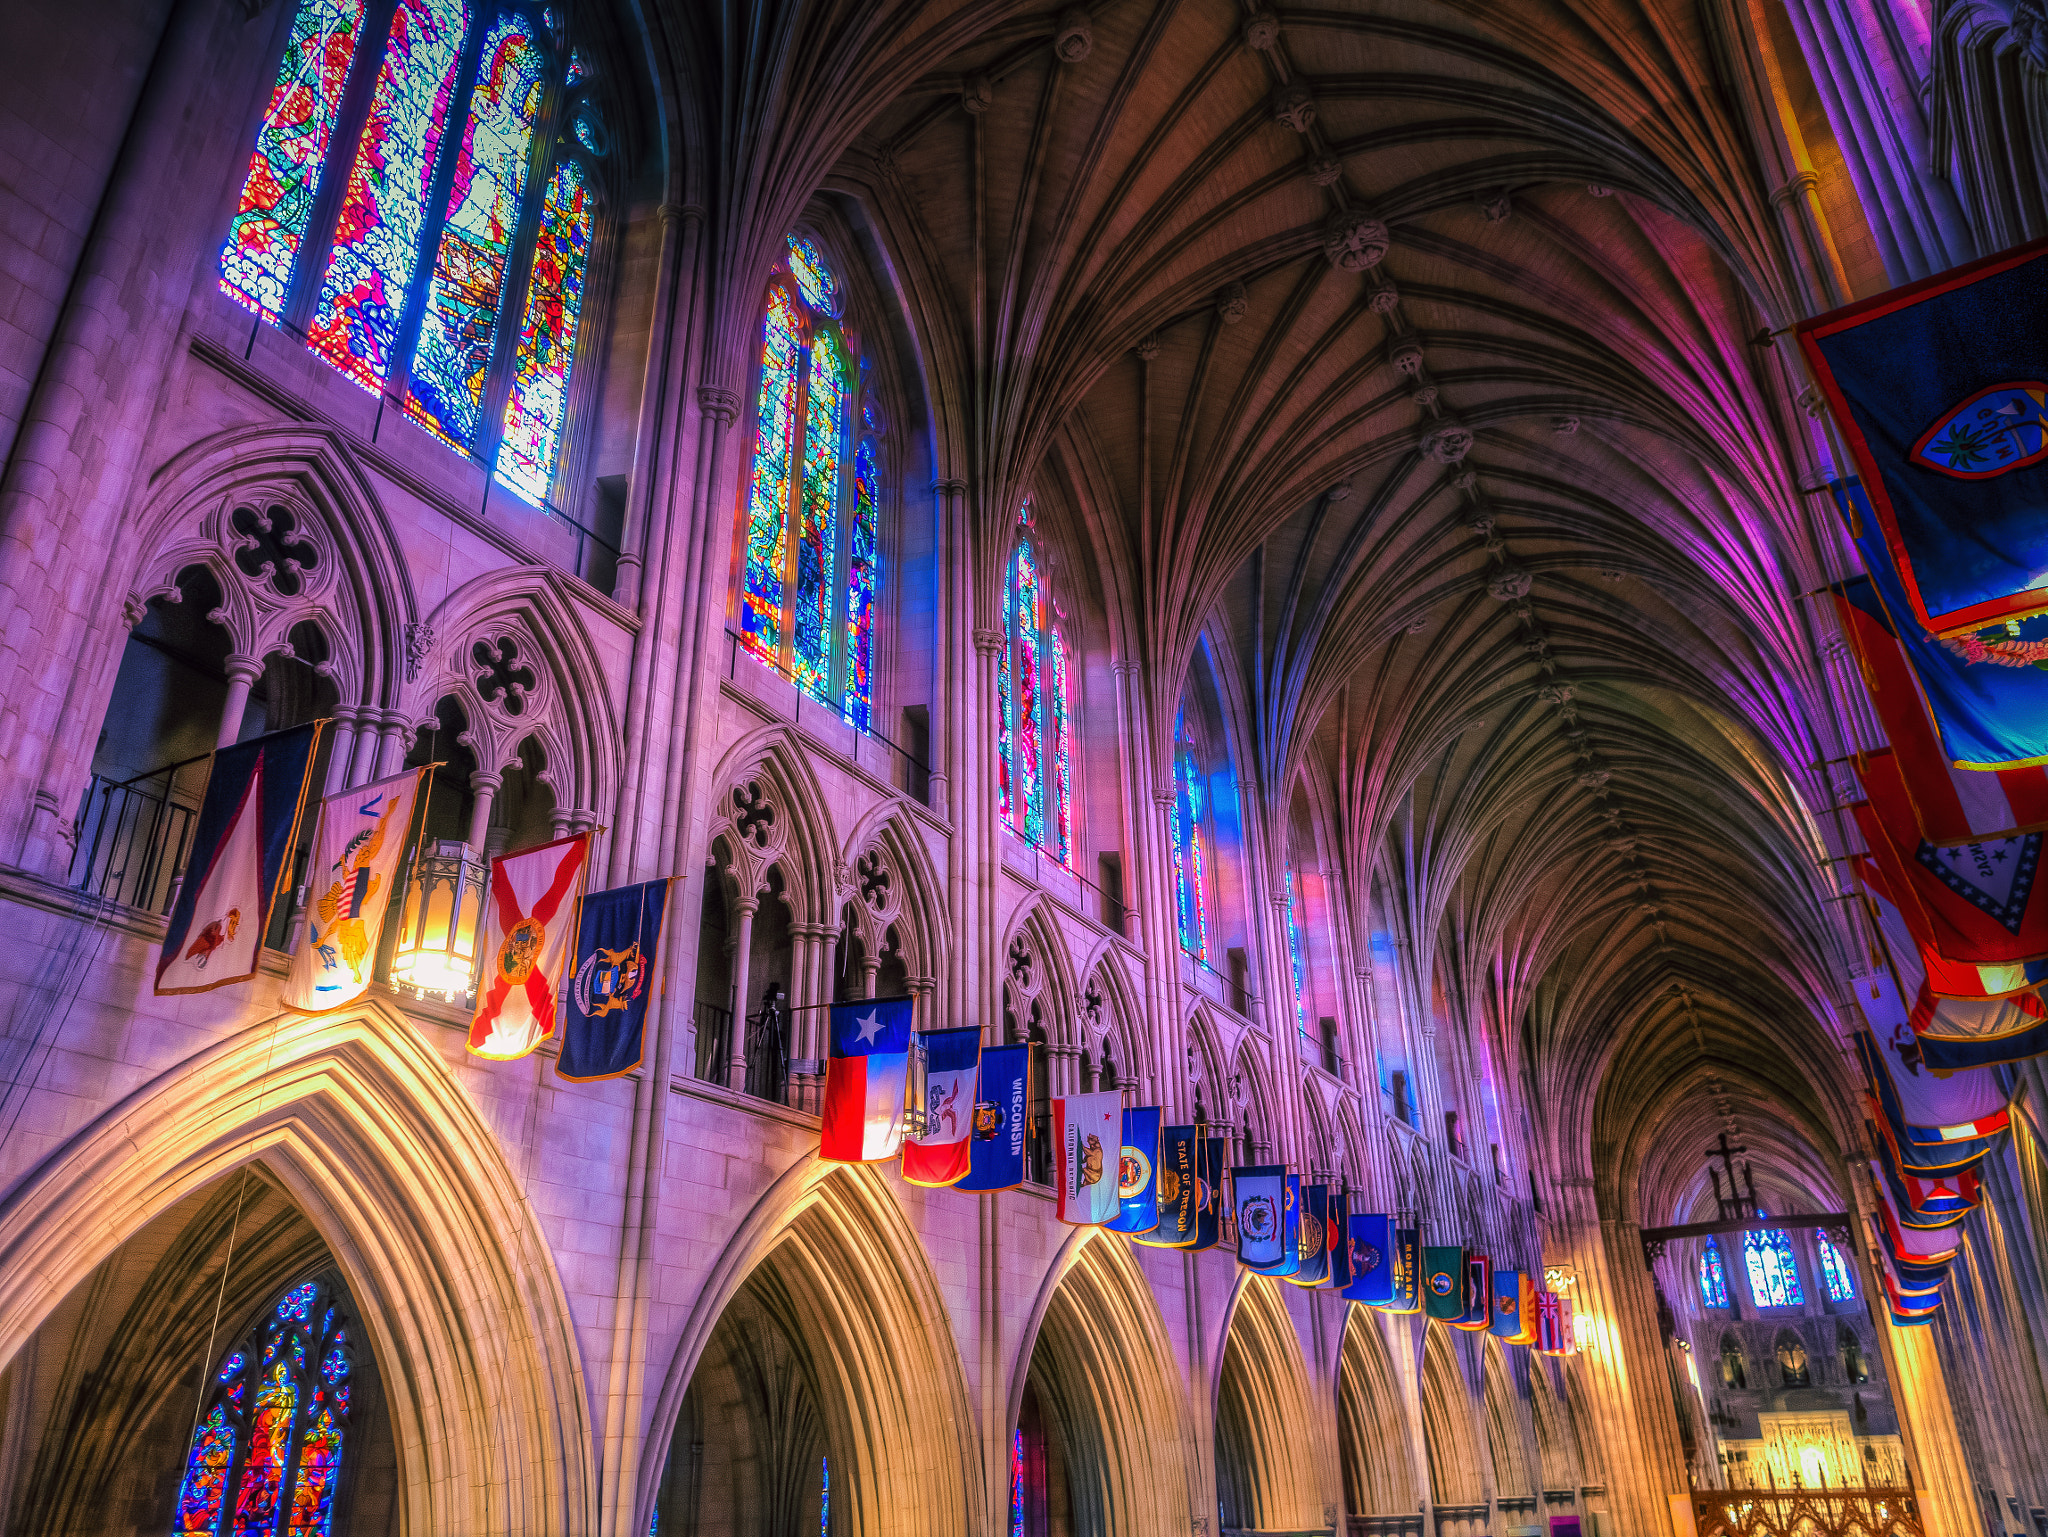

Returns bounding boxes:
[468,833,590,1060]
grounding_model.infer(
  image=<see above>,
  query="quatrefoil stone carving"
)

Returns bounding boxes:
[473,637,537,716]
[231,503,319,597]
[857,851,890,911]
[733,781,776,847]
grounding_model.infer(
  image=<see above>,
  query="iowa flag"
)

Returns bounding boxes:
[468,834,589,1060]
[902,1028,981,1186]
[821,997,914,1162]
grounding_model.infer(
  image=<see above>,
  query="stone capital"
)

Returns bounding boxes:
[697,386,741,425]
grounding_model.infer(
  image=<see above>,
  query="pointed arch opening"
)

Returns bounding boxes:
[1215,1276,1324,1532]
[1339,1305,1422,1520]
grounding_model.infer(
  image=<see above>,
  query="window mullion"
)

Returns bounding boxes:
[283,0,401,333]
[782,317,815,675]
[386,7,493,419]
[827,364,858,713]
[475,53,569,482]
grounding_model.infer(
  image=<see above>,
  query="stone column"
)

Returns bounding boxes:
[216,656,262,750]
[726,897,757,1092]
[466,770,502,853]
[321,707,360,794]
[374,711,412,779]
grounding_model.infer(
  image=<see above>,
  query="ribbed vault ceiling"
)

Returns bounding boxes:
[671,0,1874,1223]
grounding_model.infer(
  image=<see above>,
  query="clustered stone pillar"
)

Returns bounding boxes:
[726,894,757,1092]
[215,655,262,750]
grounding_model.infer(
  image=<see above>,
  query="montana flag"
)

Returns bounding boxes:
[1286,1183,1330,1286]
[156,722,322,996]
[1344,1213,1396,1304]
[282,768,426,1013]
[1102,1106,1162,1234]
[1492,1269,1536,1344]
[902,1028,982,1186]
[467,834,590,1060]
[1455,1252,1493,1331]
[821,997,915,1161]
[1138,1124,1201,1246]
[1424,1247,1467,1320]
[1054,1091,1121,1224]
[1853,1031,2007,1156]
[556,877,668,1081]
[1234,1164,1288,1269]
[954,1042,1031,1192]
[1797,237,2048,638]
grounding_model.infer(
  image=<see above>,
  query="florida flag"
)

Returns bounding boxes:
[821,998,914,1161]
[1053,1091,1121,1224]
[468,834,590,1060]
[902,1027,981,1186]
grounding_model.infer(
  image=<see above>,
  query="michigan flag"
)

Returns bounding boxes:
[556,877,669,1082]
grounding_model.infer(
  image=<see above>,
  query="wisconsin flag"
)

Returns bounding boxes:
[903,1028,982,1186]
[557,878,669,1082]
[468,834,590,1060]
[156,722,322,996]
[282,768,425,1013]
[1797,239,2048,637]
[1102,1106,1162,1234]
[1054,1091,1122,1224]
[821,997,914,1162]
[954,1042,1031,1192]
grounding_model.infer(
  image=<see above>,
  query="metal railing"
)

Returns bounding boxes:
[692,998,733,1082]
[1691,1485,1921,1537]
[69,755,209,914]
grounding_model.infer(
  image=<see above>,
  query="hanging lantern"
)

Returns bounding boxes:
[390,839,488,999]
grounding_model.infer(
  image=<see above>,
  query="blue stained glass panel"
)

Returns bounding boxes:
[844,438,879,728]
[309,0,469,392]
[792,326,845,700]
[786,234,839,313]
[1285,865,1309,1030]
[742,287,801,660]
[1818,1235,1855,1302]
[1698,1237,1729,1309]
[1744,1216,1805,1309]
[497,158,592,502]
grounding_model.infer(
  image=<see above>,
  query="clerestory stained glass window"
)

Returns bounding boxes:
[1172,702,1210,959]
[172,1275,356,1537]
[1818,1234,1855,1302]
[997,505,1075,865]
[1699,1236,1729,1309]
[220,0,605,506]
[738,234,879,729]
[1744,1213,1805,1309]
[1010,1427,1026,1537]
[1285,862,1309,1030]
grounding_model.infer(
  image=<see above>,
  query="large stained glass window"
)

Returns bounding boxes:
[997,505,1075,864]
[737,234,879,729]
[1171,702,1209,959]
[220,0,605,506]
[1818,1233,1855,1302]
[1699,1236,1729,1309]
[1744,1214,1805,1309]
[1285,863,1309,1030]
[172,1275,356,1537]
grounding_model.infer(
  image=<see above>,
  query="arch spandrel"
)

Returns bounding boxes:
[0,998,595,1537]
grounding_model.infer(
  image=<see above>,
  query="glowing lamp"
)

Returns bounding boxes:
[390,839,488,999]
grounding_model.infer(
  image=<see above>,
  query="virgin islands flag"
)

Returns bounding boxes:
[1797,238,2048,637]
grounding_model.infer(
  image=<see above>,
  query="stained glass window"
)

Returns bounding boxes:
[996,507,1075,865]
[736,235,879,727]
[220,0,367,318]
[222,0,605,505]
[1285,863,1308,1029]
[1172,703,1209,959]
[173,1276,355,1537]
[1011,1427,1026,1537]
[820,1455,828,1537]
[1744,1215,1805,1309]
[1818,1234,1856,1302]
[1699,1236,1729,1309]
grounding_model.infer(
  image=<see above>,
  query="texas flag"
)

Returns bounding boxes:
[1053,1091,1122,1224]
[901,1027,981,1186]
[821,997,914,1162]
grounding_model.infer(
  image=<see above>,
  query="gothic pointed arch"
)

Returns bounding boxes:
[642,1158,974,1537]
[1530,1356,1584,1491]
[1000,896,1081,1049]
[839,802,949,988]
[709,729,839,926]
[1338,1304,1423,1519]
[1075,943,1144,1093]
[1214,1274,1329,1532]
[1421,1324,1485,1506]
[1483,1336,1536,1500]
[0,998,594,1536]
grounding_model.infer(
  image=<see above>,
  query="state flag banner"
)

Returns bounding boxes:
[1874,1144,1981,1224]
[1853,796,2048,979]
[156,723,323,996]
[954,1042,1031,1192]
[556,878,669,1082]
[1873,1237,1945,1322]
[1137,1124,1201,1247]
[1872,1167,1964,1264]
[1192,1137,1227,1253]
[283,768,427,1014]
[1286,1183,1331,1287]
[903,1028,984,1187]
[1326,1200,1352,1291]
[1455,1252,1493,1331]
[1854,1030,2007,1155]
[1795,237,2048,638]
[1102,1106,1163,1234]
[821,997,915,1162]
[1491,1269,1531,1342]
[1832,558,2048,775]
[1388,1227,1422,1313]
[1245,1172,1302,1278]
[1847,966,1910,1034]
[1861,745,2048,854]
[1424,1247,1467,1321]
[1535,1292,1564,1353]
[1343,1213,1396,1305]
[1054,1091,1122,1225]
[467,834,590,1060]
[1233,1164,1288,1269]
